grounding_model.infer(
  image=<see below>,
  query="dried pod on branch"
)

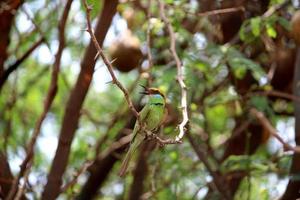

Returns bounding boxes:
[109,29,143,72]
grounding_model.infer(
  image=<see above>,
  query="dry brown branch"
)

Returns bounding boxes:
[159,0,188,142]
[6,1,73,199]
[60,161,93,193]
[82,0,140,124]
[83,1,182,154]
[14,159,32,200]
[21,6,51,49]
[146,131,181,146]
[251,90,300,103]
[196,6,245,17]
[250,108,300,153]
[42,1,118,198]
[220,119,252,147]
[0,37,44,91]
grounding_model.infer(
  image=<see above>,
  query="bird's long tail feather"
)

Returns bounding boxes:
[118,134,144,177]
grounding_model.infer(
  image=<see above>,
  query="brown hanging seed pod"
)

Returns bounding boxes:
[109,29,143,72]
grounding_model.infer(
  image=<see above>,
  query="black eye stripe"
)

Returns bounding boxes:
[151,103,164,106]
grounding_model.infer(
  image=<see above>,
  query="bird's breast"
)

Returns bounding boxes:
[146,106,165,130]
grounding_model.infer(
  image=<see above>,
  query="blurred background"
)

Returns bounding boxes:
[1,0,300,199]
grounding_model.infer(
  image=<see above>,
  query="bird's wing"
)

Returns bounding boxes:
[140,104,151,121]
[131,104,151,142]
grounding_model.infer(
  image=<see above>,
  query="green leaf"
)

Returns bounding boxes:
[250,17,262,37]
[277,17,291,31]
[227,48,266,81]
[239,19,257,43]
[266,23,277,38]
[249,96,271,113]
[234,178,270,200]
[221,155,269,173]
[205,104,228,132]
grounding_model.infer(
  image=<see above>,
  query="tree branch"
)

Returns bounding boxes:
[60,161,93,193]
[280,47,300,200]
[250,108,300,153]
[196,6,245,17]
[0,37,44,91]
[159,0,189,142]
[41,0,118,199]
[6,0,73,199]
[82,0,140,124]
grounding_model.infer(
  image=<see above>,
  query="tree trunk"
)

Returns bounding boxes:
[41,1,118,199]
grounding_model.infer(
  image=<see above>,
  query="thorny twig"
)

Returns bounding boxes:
[83,0,181,147]
[250,108,300,153]
[146,131,181,147]
[159,0,188,142]
[82,0,140,124]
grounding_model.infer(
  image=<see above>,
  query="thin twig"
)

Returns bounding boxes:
[220,118,252,147]
[196,6,245,17]
[14,160,32,200]
[60,161,93,193]
[98,134,133,160]
[159,0,188,142]
[250,108,300,153]
[21,6,51,49]
[6,1,73,199]
[0,37,44,91]
[82,0,140,124]
[250,90,300,103]
[262,0,290,18]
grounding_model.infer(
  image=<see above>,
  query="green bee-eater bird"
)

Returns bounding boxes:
[119,87,166,177]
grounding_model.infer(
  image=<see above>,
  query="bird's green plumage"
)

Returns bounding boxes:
[119,92,166,177]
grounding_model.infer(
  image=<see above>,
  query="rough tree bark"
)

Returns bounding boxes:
[0,0,22,77]
[41,0,118,199]
[281,48,300,200]
[0,152,14,199]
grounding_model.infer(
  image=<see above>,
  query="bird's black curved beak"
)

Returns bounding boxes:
[139,84,150,95]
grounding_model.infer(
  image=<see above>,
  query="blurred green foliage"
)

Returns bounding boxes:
[0,0,298,199]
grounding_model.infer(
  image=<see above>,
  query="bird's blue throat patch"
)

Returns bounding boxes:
[153,94,163,98]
